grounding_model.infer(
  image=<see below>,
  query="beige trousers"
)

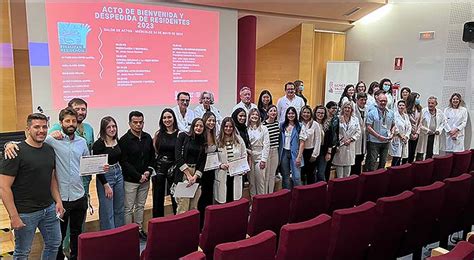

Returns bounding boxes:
[176,167,202,214]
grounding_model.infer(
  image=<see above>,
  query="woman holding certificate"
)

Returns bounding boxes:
[247,108,270,197]
[198,111,219,227]
[152,108,179,217]
[92,116,125,230]
[174,118,207,214]
[279,107,307,189]
[214,117,248,203]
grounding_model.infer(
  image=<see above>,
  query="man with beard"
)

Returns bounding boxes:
[4,108,95,260]
[0,113,64,259]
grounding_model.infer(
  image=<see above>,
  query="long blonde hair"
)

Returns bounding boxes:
[217,117,241,148]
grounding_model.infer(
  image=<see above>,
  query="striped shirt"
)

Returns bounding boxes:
[263,120,280,148]
[225,141,235,161]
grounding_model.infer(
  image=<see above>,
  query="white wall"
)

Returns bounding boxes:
[346,1,473,149]
[25,1,237,135]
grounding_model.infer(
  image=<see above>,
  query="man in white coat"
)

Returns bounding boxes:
[173,92,195,132]
[277,82,305,123]
[416,96,447,159]
[232,86,257,115]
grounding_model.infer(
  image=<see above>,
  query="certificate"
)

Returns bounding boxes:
[173,182,199,198]
[228,157,250,176]
[204,152,219,171]
[80,154,108,176]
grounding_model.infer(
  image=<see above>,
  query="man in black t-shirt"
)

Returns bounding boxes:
[0,113,64,259]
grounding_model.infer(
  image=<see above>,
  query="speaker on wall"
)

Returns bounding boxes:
[463,22,474,42]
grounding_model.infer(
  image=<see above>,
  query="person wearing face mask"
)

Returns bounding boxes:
[233,86,257,115]
[416,96,447,159]
[173,92,195,133]
[444,93,468,153]
[194,91,223,130]
[294,80,307,105]
[404,92,423,163]
[174,118,207,214]
[379,78,394,111]
[277,82,305,123]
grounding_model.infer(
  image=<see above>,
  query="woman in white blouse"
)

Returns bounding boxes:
[390,100,412,166]
[333,101,361,178]
[214,117,248,203]
[299,105,321,184]
[247,108,270,197]
[444,93,468,153]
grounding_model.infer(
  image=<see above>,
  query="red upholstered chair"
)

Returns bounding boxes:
[141,210,200,260]
[288,181,327,223]
[356,168,389,204]
[432,154,453,182]
[397,182,446,259]
[199,199,249,259]
[411,159,434,187]
[180,251,207,260]
[247,189,291,237]
[470,149,474,172]
[213,230,277,260]
[463,174,474,240]
[327,201,377,260]
[436,174,472,248]
[426,241,474,260]
[78,223,139,260]
[367,191,415,260]
[327,175,359,213]
[451,150,472,177]
[387,163,413,196]
[275,214,331,260]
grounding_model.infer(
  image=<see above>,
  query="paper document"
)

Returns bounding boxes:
[80,154,108,176]
[228,157,250,176]
[204,152,220,171]
[173,182,199,198]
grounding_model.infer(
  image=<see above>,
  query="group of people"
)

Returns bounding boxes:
[0,78,470,259]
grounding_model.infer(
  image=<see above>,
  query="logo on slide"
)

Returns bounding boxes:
[58,22,91,53]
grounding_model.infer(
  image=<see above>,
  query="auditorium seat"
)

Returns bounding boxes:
[387,163,413,196]
[214,230,277,260]
[275,214,331,260]
[451,150,472,177]
[288,181,327,223]
[356,168,389,205]
[411,158,434,187]
[78,223,140,260]
[199,199,249,259]
[327,201,377,260]
[397,182,446,259]
[368,191,415,260]
[247,189,291,237]
[327,175,359,213]
[432,154,453,182]
[180,251,207,260]
[141,210,200,260]
[436,173,472,248]
[462,171,474,240]
[426,241,474,260]
[470,149,474,172]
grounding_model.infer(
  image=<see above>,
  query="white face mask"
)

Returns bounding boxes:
[299,85,304,91]
[382,84,390,92]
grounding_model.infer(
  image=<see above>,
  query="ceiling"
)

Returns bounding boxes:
[166,0,387,48]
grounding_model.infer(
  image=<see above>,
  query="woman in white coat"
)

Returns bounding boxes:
[247,108,270,197]
[416,96,447,159]
[444,93,468,153]
[333,101,361,178]
[300,105,321,184]
[214,117,248,204]
[390,100,412,166]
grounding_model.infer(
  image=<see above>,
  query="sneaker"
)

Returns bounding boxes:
[139,230,147,241]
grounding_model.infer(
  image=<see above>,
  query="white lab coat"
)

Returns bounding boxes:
[248,125,270,163]
[214,135,247,204]
[353,105,367,155]
[416,108,447,156]
[443,106,468,152]
[194,104,223,130]
[389,111,412,158]
[333,116,361,166]
[172,106,195,133]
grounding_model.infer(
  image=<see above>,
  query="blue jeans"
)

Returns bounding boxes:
[314,154,327,182]
[280,149,302,189]
[96,163,125,230]
[14,203,61,260]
